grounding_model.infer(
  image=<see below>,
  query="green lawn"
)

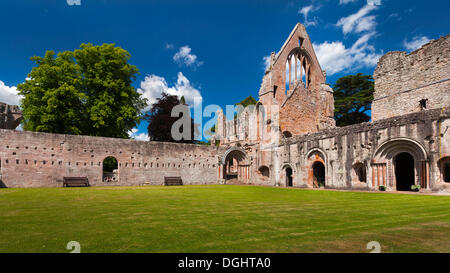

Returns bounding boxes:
[0,185,449,253]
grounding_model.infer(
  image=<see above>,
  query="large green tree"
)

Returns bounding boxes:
[333,73,374,127]
[17,43,146,138]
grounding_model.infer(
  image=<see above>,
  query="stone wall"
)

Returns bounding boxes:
[373,35,450,121]
[250,108,450,192]
[0,129,225,188]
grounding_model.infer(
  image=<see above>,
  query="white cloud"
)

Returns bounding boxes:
[299,4,321,27]
[313,32,382,75]
[339,0,358,4]
[128,128,149,141]
[262,55,271,70]
[0,80,22,106]
[314,41,352,75]
[367,0,381,6]
[336,4,378,34]
[137,72,203,111]
[66,0,81,6]
[173,46,203,68]
[403,36,431,52]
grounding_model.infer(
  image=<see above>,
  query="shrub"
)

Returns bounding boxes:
[411,185,421,192]
[379,185,386,191]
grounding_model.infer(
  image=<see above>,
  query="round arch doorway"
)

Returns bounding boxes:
[312,161,325,188]
[286,167,293,187]
[394,152,415,191]
[223,149,249,184]
[102,156,119,183]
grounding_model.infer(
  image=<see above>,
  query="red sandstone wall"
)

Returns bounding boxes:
[0,129,224,188]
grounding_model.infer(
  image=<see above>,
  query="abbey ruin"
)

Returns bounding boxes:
[1,23,449,192]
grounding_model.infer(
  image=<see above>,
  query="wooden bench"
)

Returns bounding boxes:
[164,176,183,186]
[63,177,90,187]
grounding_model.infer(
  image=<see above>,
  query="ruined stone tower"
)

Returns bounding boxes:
[215,23,336,147]
[0,102,23,130]
[259,23,335,137]
[372,35,450,121]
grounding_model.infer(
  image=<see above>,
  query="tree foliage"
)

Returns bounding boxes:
[333,73,374,127]
[144,92,196,143]
[236,95,257,108]
[17,43,146,138]
[103,157,118,172]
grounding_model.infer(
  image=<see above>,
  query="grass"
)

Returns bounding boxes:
[0,185,449,253]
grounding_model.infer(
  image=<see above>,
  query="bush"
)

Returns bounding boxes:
[379,185,386,191]
[411,185,421,192]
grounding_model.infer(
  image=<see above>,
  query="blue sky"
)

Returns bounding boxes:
[0,0,449,140]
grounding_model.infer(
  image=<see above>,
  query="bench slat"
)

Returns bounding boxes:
[164,176,183,186]
[63,177,90,187]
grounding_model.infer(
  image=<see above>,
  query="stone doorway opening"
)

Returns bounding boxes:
[313,162,325,188]
[223,149,249,184]
[286,167,293,187]
[103,156,118,183]
[394,152,415,191]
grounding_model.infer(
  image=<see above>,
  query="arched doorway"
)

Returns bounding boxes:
[394,152,415,191]
[103,156,118,183]
[313,162,325,188]
[286,167,293,187]
[373,138,428,190]
[223,149,249,184]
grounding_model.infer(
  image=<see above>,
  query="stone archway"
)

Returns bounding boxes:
[102,156,119,183]
[221,148,250,184]
[306,148,327,188]
[280,164,296,187]
[373,138,428,190]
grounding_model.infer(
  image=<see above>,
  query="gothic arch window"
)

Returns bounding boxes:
[285,48,310,93]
